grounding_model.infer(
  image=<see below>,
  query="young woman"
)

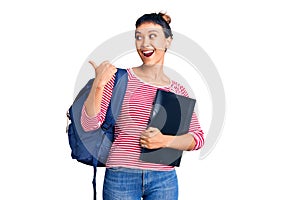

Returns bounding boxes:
[81,12,204,200]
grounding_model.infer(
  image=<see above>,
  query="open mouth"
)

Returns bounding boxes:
[142,50,154,57]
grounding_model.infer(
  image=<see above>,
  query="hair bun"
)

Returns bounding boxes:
[159,12,171,24]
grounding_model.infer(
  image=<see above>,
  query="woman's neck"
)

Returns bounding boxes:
[133,64,171,86]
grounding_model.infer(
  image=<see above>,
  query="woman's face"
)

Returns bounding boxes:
[135,22,172,66]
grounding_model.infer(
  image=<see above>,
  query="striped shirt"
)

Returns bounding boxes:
[81,68,204,170]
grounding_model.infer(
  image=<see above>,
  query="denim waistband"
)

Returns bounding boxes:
[106,166,175,173]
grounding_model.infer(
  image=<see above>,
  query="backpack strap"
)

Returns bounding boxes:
[92,165,97,200]
[92,68,128,200]
[101,68,128,130]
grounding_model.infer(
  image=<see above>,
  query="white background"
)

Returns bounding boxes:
[1,0,299,199]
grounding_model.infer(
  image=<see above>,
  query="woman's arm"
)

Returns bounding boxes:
[140,127,202,151]
[165,133,196,151]
[80,61,117,132]
[84,60,117,117]
[140,127,196,151]
[84,81,105,117]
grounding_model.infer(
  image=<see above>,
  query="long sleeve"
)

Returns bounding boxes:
[173,83,205,151]
[188,113,205,150]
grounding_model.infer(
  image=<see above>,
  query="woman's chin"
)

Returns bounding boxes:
[141,57,164,67]
[142,61,159,67]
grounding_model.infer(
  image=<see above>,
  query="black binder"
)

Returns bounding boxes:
[140,89,196,166]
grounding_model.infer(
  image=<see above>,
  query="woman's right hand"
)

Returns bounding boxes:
[89,60,117,88]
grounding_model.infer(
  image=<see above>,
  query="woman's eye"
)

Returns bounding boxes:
[135,35,142,40]
[149,34,157,39]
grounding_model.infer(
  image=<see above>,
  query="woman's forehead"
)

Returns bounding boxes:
[135,22,164,33]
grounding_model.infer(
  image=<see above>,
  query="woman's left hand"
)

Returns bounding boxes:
[140,127,169,149]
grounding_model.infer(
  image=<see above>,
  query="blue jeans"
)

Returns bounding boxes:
[103,167,178,200]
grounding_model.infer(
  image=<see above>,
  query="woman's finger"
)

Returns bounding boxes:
[140,139,146,145]
[141,130,150,137]
[147,127,158,132]
[140,134,146,139]
[88,60,97,69]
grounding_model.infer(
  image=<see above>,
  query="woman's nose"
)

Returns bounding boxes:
[141,37,150,48]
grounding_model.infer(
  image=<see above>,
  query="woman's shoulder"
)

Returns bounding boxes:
[124,67,134,77]
[169,80,189,97]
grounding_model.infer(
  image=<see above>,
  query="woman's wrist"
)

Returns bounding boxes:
[162,133,196,151]
[163,135,174,148]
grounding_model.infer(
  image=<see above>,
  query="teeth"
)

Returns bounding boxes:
[141,49,154,57]
[143,50,154,54]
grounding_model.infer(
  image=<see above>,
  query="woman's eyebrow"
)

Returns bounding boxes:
[148,30,159,33]
[135,29,160,34]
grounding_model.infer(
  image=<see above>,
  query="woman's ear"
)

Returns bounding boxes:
[166,37,172,49]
